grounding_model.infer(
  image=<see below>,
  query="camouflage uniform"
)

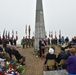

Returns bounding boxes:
[25,38,28,48]
[31,38,34,47]
[21,37,25,48]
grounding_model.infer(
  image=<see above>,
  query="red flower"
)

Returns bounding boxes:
[0,72,2,75]
[14,67,17,71]
[7,64,14,69]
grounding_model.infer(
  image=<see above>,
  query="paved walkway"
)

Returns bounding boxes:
[17,45,61,75]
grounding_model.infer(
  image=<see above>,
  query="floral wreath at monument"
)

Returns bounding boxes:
[0,58,25,75]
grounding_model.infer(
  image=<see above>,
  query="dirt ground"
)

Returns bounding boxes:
[17,45,60,75]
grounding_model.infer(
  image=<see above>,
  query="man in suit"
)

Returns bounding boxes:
[39,38,46,57]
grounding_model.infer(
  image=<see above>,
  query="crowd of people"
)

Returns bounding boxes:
[39,36,76,75]
[0,43,25,65]
[0,37,17,48]
[0,35,76,75]
[49,36,69,45]
[21,36,34,48]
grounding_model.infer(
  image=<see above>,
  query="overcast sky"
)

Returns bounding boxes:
[0,0,76,44]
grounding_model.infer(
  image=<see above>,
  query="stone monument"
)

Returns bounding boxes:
[34,0,46,51]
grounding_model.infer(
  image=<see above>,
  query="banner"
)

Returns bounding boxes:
[12,30,14,38]
[51,31,53,38]
[49,31,50,37]
[55,31,56,38]
[8,31,10,39]
[25,25,27,36]
[28,25,31,38]
[16,31,18,40]
[3,29,5,39]
[59,30,61,38]
[6,31,7,38]
[0,32,1,39]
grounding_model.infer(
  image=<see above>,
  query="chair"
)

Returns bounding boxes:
[45,59,56,71]
[5,52,10,60]
[57,59,66,70]
[59,59,66,65]
[12,55,17,62]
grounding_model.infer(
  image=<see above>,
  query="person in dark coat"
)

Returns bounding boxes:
[5,44,12,58]
[39,38,46,57]
[65,37,69,44]
[48,38,50,45]
[3,38,9,48]
[0,38,2,45]
[44,48,56,64]
[11,46,25,65]
[59,37,61,44]
[9,38,13,45]
[0,45,4,58]
[0,45,3,52]
[56,47,68,63]
[13,38,17,46]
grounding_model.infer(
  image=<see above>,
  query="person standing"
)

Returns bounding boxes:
[65,37,69,45]
[25,36,28,48]
[61,36,64,45]
[66,48,76,75]
[48,38,50,45]
[39,38,46,57]
[59,37,61,45]
[13,38,17,46]
[21,37,25,48]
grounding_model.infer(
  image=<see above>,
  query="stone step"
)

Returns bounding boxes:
[43,69,68,75]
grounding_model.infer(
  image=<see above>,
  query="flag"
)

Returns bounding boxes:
[8,31,10,39]
[59,30,61,38]
[16,31,18,40]
[6,31,7,38]
[32,32,34,38]
[28,25,31,38]
[51,31,53,38]
[25,25,27,36]
[3,29,5,39]
[49,31,50,37]
[12,30,14,38]
[55,31,56,38]
[0,32,1,39]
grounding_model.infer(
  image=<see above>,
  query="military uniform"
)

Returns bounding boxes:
[31,38,34,47]
[25,38,28,48]
[21,37,25,48]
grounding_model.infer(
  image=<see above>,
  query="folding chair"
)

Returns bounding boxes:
[5,52,10,61]
[12,55,17,62]
[57,59,66,70]
[45,59,56,71]
[59,59,66,65]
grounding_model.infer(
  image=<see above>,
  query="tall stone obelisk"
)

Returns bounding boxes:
[34,0,46,51]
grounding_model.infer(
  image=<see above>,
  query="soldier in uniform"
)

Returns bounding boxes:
[25,36,28,48]
[28,38,31,47]
[31,37,34,47]
[48,38,50,45]
[21,37,25,48]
